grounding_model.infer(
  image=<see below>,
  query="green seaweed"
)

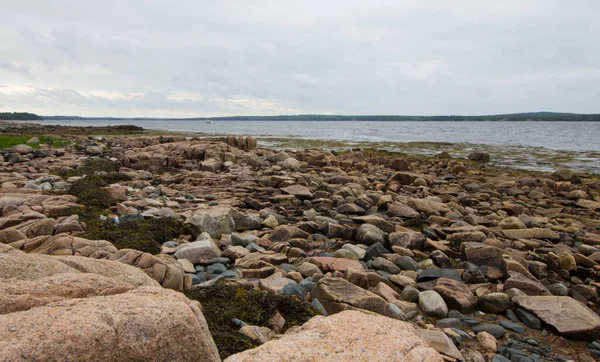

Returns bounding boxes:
[58,205,181,254]
[186,279,317,359]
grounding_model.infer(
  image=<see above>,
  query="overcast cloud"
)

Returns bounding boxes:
[1,0,599,117]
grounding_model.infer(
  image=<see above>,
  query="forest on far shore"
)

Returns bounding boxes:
[0,112,43,120]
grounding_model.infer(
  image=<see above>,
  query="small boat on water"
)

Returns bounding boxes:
[205,120,214,124]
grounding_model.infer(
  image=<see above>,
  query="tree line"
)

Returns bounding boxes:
[0,112,43,120]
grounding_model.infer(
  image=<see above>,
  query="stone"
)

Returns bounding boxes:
[311,277,402,319]
[407,198,450,214]
[477,331,497,352]
[401,285,420,303]
[498,216,527,230]
[395,255,419,271]
[109,250,185,291]
[53,255,160,288]
[472,324,506,339]
[419,329,464,361]
[11,144,34,154]
[224,310,441,361]
[499,320,525,333]
[259,277,297,295]
[0,287,220,361]
[417,268,461,282]
[15,234,117,259]
[174,238,222,264]
[239,325,276,345]
[504,273,551,296]
[356,223,387,246]
[515,308,543,330]
[372,257,400,274]
[478,293,510,314]
[341,244,366,260]
[557,251,576,271]
[418,290,448,318]
[513,296,600,340]
[0,228,27,244]
[309,256,363,273]
[433,277,477,313]
[468,152,490,162]
[389,231,426,250]
[0,273,135,315]
[502,228,560,240]
[281,184,314,200]
[184,208,235,239]
[387,202,419,218]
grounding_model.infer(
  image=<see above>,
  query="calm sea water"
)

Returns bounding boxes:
[13,120,600,173]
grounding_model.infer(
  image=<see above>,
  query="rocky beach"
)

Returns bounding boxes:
[2,120,600,362]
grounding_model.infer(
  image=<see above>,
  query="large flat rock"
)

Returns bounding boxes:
[0,287,220,361]
[513,296,600,340]
[225,310,441,362]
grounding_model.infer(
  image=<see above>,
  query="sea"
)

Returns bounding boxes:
[12,120,600,174]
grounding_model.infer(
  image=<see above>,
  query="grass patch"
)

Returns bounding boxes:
[186,279,317,359]
[0,135,70,150]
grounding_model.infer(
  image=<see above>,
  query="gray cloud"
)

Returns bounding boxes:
[0,0,599,117]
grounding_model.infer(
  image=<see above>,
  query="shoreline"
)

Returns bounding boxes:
[2,121,600,360]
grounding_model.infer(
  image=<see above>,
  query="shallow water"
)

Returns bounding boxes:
[14,119,600,174]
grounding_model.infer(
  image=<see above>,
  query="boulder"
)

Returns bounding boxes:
[280,184,314,200]
[53,255,160,288]
[311,277,401,319]
[0,287,220,361]
[174,238,222,264]
[433,278,477,314]
[513,296,600,340]
[224,310,441,362]
[12,234,117,259]
[109,249,185,291]
[356,223,387,246]
[418,290,448,318]
[0,273,134,314]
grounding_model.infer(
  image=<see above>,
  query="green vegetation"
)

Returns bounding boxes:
[186,279,317,359]
[0,112,42,120]
[56,158,180,254]
[0,135,70,150]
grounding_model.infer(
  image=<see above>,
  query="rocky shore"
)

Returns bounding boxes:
[1,121,600,361]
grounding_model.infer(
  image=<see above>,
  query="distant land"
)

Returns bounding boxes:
[0,112,43,121]
[2,111,600,122]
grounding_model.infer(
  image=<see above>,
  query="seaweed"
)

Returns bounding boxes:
[185,279,317,359]
[58,205,181,254]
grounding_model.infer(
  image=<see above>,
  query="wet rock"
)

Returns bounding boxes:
[468,152,490,162]
[472,324,506,339]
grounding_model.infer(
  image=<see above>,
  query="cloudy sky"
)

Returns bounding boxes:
[1,0,599,117]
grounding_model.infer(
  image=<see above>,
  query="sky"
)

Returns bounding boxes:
[1,0,599,117]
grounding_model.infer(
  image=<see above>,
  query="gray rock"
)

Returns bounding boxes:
[371,257,400,274]
[500,320,526,333]
[418,290,448,318]
[396,256,419,271]
[401,285,420,303]
[472,324,506,339]
[478,293,511,314]
[356,224,387,246]
[515,308,543,330]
